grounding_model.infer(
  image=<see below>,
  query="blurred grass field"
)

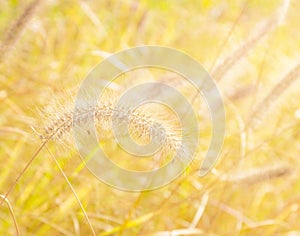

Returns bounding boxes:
[1,0,300,235]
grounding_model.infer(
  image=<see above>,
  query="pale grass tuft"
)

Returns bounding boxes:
[249,63,300,128]
[0,0,42,62]
[213,164,292,185]
[212,0,290,82]
[212,18,275,82]
[38,91,184,162]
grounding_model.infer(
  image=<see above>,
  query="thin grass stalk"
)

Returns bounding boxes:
[0,194,20,236]
[46,146,96,236]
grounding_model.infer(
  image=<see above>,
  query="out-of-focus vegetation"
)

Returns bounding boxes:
[1,0,300,235]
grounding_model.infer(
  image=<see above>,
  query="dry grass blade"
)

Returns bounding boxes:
[99,212,155,236]
[28,215,74,236]
[189,191,209,229]
[153,228,204,236]
[209,200,282,229]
